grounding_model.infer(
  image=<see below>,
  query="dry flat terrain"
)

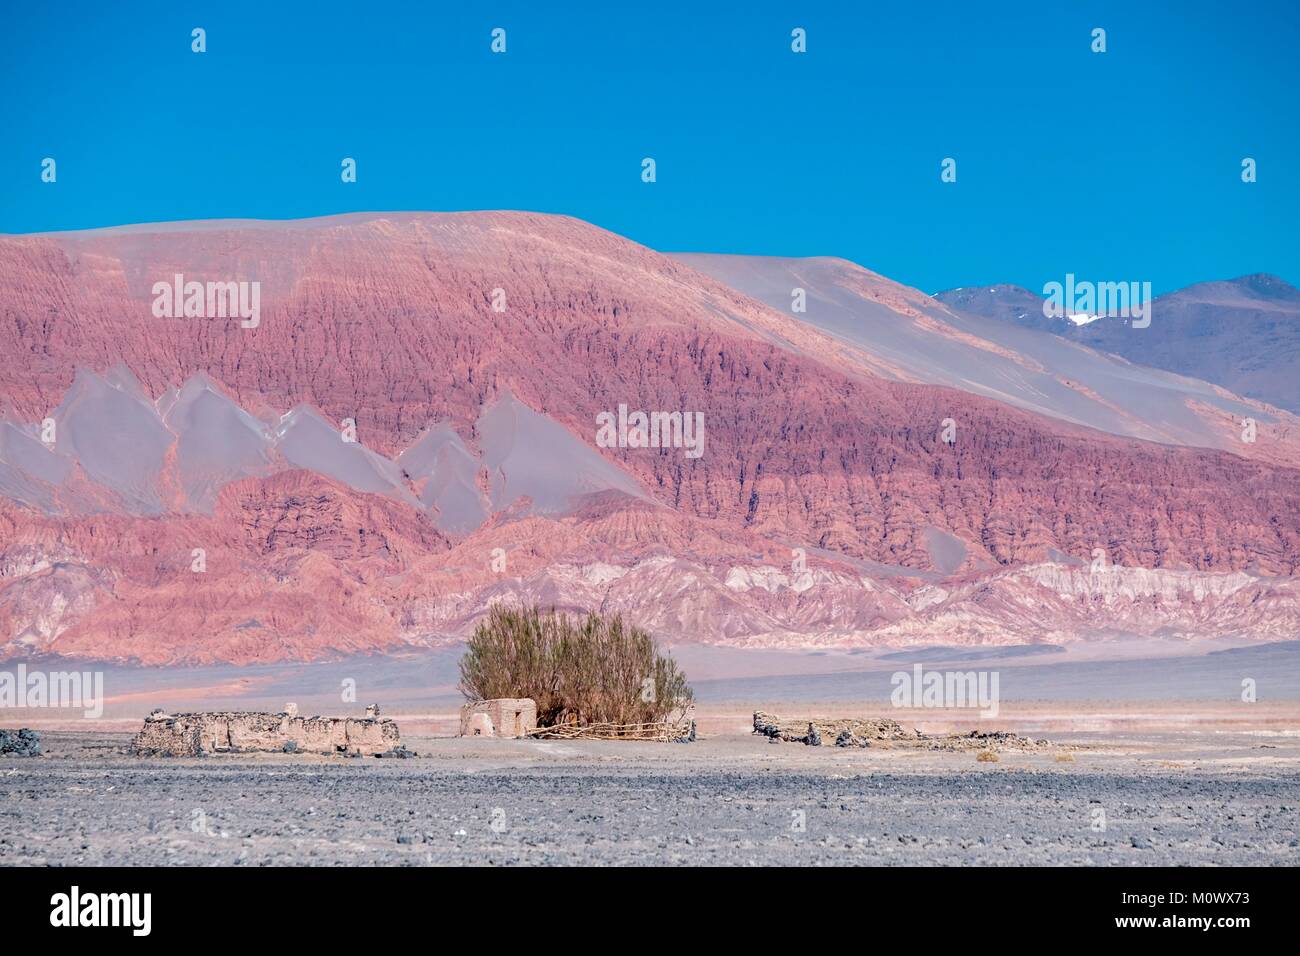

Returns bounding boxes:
[3,728,1298,866]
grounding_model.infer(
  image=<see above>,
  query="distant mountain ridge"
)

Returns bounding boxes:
[935,275,1300,413]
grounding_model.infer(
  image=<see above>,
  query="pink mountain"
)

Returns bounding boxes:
[1,212,1297,663]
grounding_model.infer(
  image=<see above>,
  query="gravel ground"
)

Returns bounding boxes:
[2,731,1298,866]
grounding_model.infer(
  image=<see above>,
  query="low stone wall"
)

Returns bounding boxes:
[752,711,919,744]
[751,711,1054,751]
[130,709,402,757]
[459,699,537,738]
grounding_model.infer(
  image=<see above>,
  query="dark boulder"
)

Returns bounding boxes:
[0,728,41,757]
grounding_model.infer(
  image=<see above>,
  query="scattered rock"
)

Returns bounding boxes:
[375,745,417,759]
[0,728,41,757]
[929,730,1053,753]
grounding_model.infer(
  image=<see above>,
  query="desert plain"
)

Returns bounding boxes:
[2,640,1298,866]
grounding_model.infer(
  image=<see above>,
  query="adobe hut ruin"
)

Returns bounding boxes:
[459,698,537,738]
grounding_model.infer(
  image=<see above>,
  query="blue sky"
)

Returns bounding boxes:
[2,1,1296,294]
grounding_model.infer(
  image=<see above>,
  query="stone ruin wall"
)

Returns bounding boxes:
[130,710,401,757]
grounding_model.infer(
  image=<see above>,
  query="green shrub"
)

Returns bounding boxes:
[458,605,694,727]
